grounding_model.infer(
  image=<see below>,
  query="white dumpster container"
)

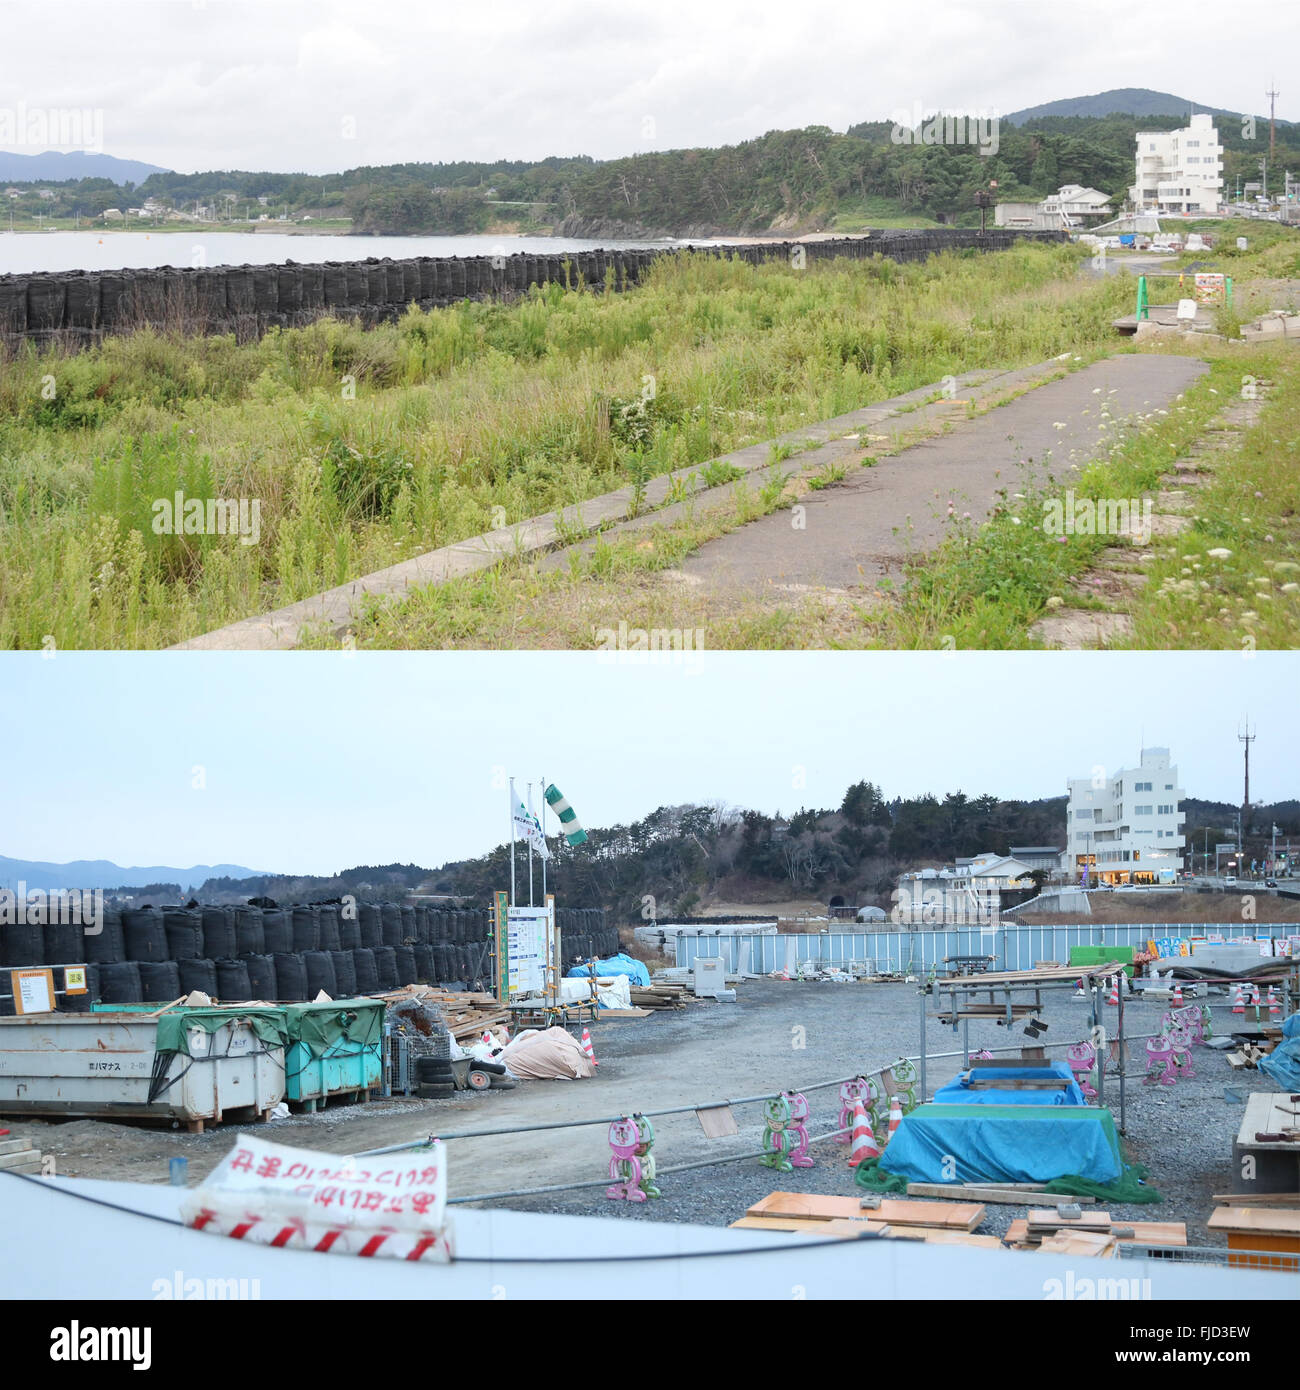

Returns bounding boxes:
[0,1011,285,1131]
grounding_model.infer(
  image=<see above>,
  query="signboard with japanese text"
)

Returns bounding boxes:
[181,1134,451,1261]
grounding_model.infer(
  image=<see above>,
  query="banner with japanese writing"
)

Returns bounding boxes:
[182,1134,452,1262]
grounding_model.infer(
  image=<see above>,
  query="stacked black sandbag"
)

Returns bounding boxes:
[0,915,42,967]
[272,953,308,1000]
[99,960,143,1004]
[358,904,382,949]
[380,904,402,948]
[233,906,264,957]
[123,907,167,962]
[400,905,417,943]
[138,960,181,1001]
[393,945,417,986]
[42,917,83,965]
[413,944,434,983]
[337,907,361,952]
[352,947,379,994]
[242,953,277,1000]
[373,945,398,990]
[85,905,125,964]
[163,907,204,960]
[303,951,336,999]
[290,905,318,952]
[261,907,292,955]
[179,958,218,997]
[201,906,236,960]
[330,950,356,998]
[317,904,342,953]
[215,958,252,1000]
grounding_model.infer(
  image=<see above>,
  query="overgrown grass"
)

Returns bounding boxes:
[1,241,1132,648]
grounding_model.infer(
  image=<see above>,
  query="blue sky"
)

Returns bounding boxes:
[1,652,1296,875]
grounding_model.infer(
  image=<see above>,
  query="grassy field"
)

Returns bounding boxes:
[0,239,1135,649]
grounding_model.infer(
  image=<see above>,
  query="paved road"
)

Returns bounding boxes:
[672,355,1208,596]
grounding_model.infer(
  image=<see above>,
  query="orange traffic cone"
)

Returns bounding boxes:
[1107,976,1119,1006]
[580,1026,598,1067]
[847,1099,879,1167]
[1232,982,1245,1014]
[1250,982,1261,1013]
[885,1094,903,1145]
[1267,987,1281,1017]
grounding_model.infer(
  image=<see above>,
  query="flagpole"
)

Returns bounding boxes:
[528,782,535,907]
[508,777,517,908]
[541,774,547,902]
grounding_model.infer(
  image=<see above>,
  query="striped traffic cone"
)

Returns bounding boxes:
[1250,982,1261,1017]
[1172,981,1183,1007]
[580,1027,598,1067]
[1267,987,1281,1018]
[1107,976,1119,1006]
[1232,982,1245,1014]
[847,1099,879,1167]
[885,1094,903,1146]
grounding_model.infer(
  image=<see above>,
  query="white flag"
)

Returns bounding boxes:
[511,779,547,857]
[528,784,551,860]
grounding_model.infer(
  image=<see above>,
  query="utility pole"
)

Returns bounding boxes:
[1266,84,1279,163]
[1239,720,1255,845]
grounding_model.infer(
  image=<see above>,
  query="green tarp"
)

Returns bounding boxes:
[154,1006,287,1057]
[283,1001,384,1059]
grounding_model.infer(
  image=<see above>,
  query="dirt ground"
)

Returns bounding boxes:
[3,978,1284,1248]
[1020,890,1300,925]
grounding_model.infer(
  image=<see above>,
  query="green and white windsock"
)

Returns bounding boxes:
[544,783,588,846]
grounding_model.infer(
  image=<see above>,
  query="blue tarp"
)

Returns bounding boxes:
[933,1062,1085,1107]
[876,1103,1124,1185]
[566,953,651,988]
[1259,1038,1300,1090]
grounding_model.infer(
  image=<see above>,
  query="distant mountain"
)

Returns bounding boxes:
[1006,89,1242,125]
[0,855,265,893]
[0,150,169,185]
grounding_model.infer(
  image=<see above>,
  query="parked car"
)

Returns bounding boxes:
[1265,878,1279,888]
[1224,875,1238,886]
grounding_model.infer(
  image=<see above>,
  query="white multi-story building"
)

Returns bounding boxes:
[1066,748,1185,885]
[1129,113,1223,214]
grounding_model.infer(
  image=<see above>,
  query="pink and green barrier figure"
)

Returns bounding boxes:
[759,1094,795,1172]
[633,1112,661,1199]
[837,1076,880,1143]
[784,1091,814,1168]
[606,1116,648,1202]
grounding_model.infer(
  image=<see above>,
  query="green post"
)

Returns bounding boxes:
[1226,276,1233,306]
[1136,275,1149,322]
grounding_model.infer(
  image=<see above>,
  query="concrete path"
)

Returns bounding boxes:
[667,355,1207,597]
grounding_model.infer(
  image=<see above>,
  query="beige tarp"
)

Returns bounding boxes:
[499,1027,596,1080]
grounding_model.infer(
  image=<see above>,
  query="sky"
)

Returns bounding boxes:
[1,651,1296,875]
[0,0,1294,172]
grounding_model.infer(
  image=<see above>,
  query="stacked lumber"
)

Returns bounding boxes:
[1005,1210,1187,1250]
[0,1135,44,1176]
[1226,1040,1276,1069]
[628,984,687,1011]
[906,1182,1095,1206]
[746,1191,986,1232]
[380,984,510,1041]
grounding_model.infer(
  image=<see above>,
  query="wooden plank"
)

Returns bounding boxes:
[0,1148,43,1171]
[908,1183,1094,1206]
[597,1008,654,1019]
[695,1105,740,1139]
[1028,1209,1114,1232]
[1038,1230,1118,1258]
[1208,1207,1300,1237]
[747,1191,985,1232]
[1008,1217,1187,1247]
[1212,1192,1300,1207]
[729,1216,890,1237]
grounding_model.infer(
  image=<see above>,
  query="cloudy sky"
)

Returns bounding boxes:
[2,652,1296,875]
[1,0,1294,172]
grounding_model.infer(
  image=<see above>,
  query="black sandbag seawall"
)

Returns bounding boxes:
[0,231,1067,348]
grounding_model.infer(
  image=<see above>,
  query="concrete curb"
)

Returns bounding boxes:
[172,358,1072,650]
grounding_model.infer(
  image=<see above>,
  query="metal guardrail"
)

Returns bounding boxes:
[1118,1243,1298,1273]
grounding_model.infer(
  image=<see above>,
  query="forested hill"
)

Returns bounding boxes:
[188,789,1300,922]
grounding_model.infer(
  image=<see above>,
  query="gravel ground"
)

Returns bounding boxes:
[5,977,1289,1250]
[487,980,1291,1246]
